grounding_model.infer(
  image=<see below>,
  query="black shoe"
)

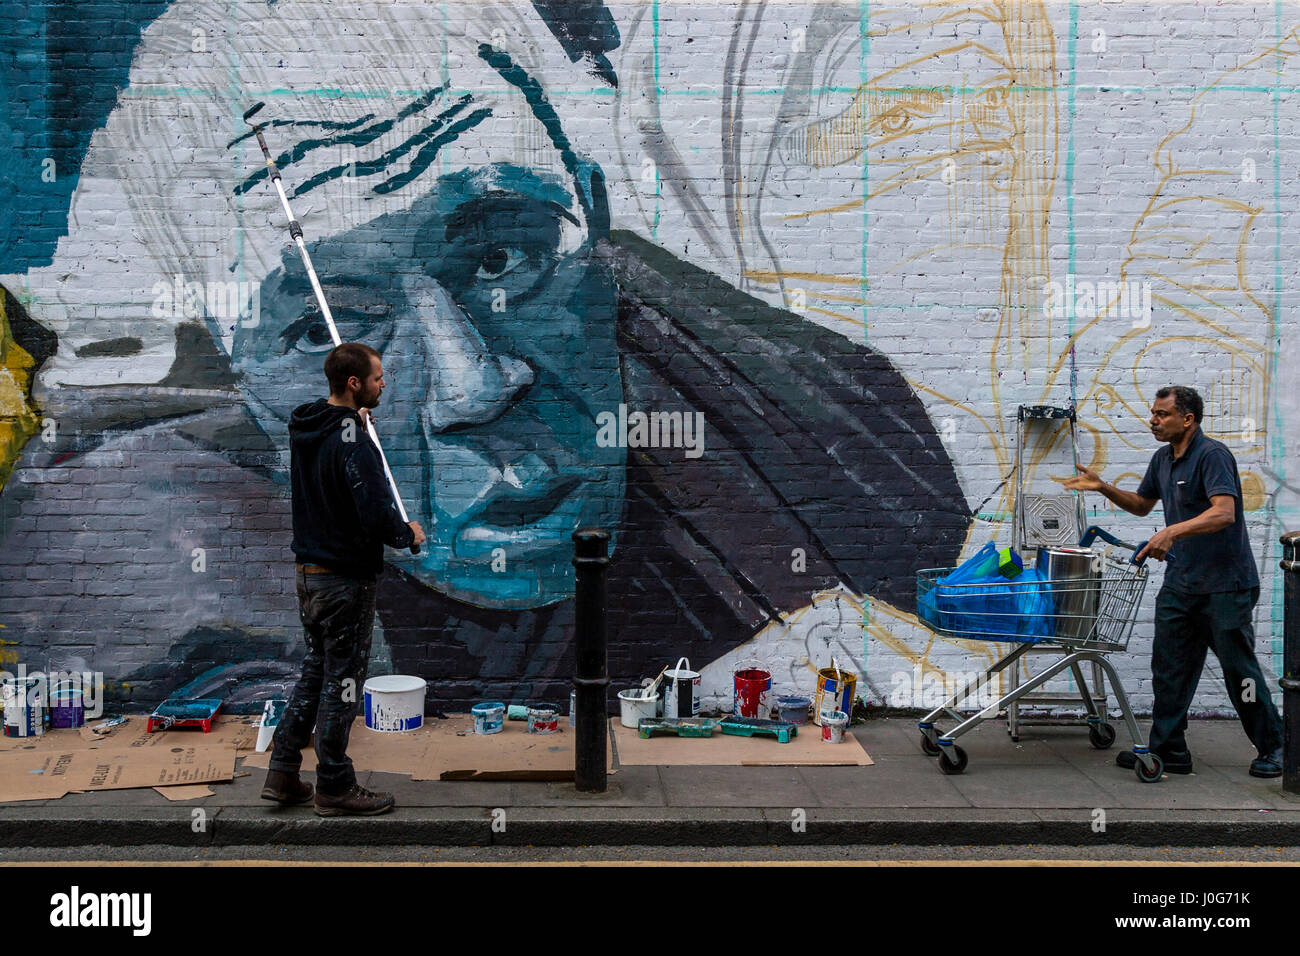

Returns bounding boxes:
[1249,748,1283,778]
[1116,749,1194,774]
[260,770,314,805]
[314,784,395,817]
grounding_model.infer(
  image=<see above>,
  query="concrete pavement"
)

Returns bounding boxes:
[1,717,1297,849]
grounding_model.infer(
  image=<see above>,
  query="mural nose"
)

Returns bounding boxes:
[415,283,535,434]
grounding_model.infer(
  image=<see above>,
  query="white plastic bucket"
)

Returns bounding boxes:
[820,710,848,744]
[618,689,658,729]
[363,675,426,732]
[662,657,700,718]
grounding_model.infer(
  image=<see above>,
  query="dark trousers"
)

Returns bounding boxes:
[269,567,377,795]
[1148,584,1283,757]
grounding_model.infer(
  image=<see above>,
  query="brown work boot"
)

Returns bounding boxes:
[314,784,395,817]
[260,769,314,805]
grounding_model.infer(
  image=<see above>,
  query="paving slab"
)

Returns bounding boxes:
[360,772,515,809]
[800,757,972,808]
[512,766,667,808]
[944,758,1119,809]
[659,765,821,808]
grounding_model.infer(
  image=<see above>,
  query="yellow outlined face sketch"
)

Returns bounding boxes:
[1069,29,1299,526]
[616,5,1293,706]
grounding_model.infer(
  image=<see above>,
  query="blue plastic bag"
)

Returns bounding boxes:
[919,543,1054,642]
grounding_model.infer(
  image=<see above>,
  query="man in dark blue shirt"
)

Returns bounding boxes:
[1066,385,1283,778]
[261,343,426,814]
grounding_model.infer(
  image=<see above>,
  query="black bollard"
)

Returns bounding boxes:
[1281,532,1300,794]
[573,528,610,793]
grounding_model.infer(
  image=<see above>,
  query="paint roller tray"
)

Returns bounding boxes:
[637,717,718,739]
[718,716,798,743]
[146,699,222,733]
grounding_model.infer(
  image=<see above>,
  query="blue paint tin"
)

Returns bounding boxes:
[471,701,505,735]
[776,695,811,725]
[50,683,85,729]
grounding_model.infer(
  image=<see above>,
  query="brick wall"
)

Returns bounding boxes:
[0,0,1296,720]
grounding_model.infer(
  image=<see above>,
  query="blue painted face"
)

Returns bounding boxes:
[233,147,625,608]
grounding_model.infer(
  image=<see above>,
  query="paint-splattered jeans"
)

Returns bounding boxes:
[269,567,377,796]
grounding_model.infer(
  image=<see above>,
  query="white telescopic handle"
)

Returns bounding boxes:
[248,110,416,538]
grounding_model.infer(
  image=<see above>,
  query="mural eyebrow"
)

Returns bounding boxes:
[292,94,481,198]
[234,84,449,196]
[369,106,495,195]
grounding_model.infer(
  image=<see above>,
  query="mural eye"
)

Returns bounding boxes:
[980,87,1009,110]
[879,106,914,136]
[475,246,529,282]
[291,316,336,354]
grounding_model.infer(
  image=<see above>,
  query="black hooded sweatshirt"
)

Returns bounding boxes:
[289,399,415,579]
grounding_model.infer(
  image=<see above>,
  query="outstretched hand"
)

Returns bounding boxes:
[1058,464,1103,493]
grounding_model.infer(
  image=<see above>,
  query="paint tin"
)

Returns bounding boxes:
[363,675,426,732]
[776,695,811,725]
[2,677,44,738]
[527,704,559,735]
[732,659,772,719]
[471,701,505,735]
[618,689,658,729]
[820,710,849,744]
[813,661,858,726]
[661,657,701,719]
[49,682,85,729]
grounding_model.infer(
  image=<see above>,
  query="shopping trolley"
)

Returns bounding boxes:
[915,526,1164,783]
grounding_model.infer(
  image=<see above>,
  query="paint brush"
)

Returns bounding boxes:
[641,665,669,700]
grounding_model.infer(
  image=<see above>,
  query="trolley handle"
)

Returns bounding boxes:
[1078,525,1163,566]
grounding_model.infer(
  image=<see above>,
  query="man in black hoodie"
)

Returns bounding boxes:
[261,342,425,816]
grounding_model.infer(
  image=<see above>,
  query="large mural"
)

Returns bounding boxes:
[0,1,1295,715]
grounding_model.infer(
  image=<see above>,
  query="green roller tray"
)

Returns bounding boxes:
[718,715,798,743]
[637,717,718,738]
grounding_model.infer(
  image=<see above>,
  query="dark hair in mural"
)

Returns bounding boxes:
[1156,385,1204,424]
[324,342,380,395]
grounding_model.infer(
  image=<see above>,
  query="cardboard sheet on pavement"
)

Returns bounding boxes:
[242,715,614,780]
[0,718,245,803]
[0,715,256,754]
[611,722,873,766]
[153,784,215,801]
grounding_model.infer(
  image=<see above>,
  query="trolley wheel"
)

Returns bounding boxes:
[1009,734,1020,743]
[937,744,968,775]
[1135,753,1164,784]
[920,733,941,757]
[1088,722,1117,750]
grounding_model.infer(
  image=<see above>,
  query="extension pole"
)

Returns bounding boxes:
[242,102,418,554]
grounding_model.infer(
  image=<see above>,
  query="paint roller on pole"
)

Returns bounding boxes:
[242,101,419,555]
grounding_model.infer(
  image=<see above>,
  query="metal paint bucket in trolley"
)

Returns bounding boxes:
[2,676,44,738]
[49,681,85,729]
[813,659,857,727]
[661,657,701,719]
[732,658,772,719]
